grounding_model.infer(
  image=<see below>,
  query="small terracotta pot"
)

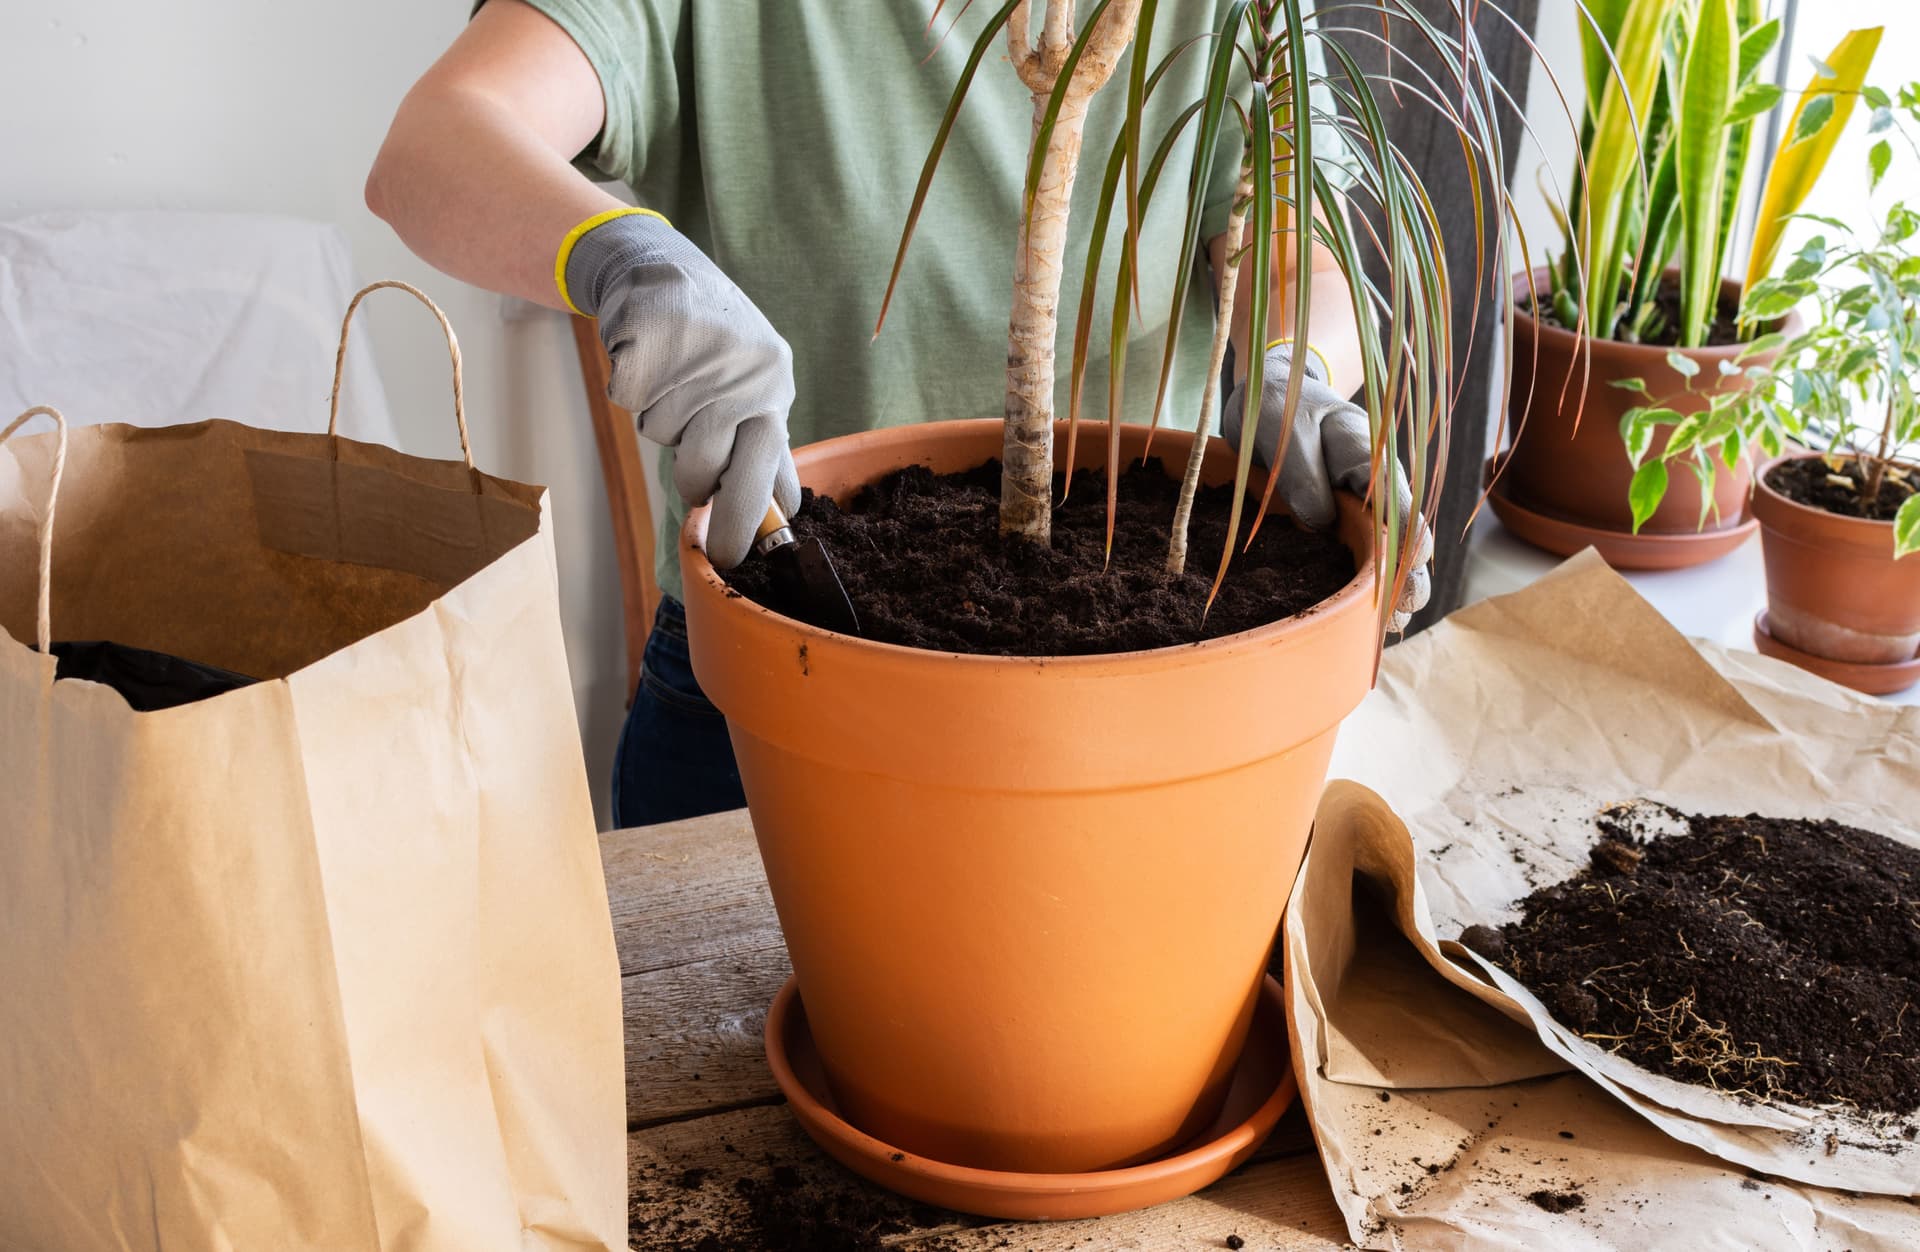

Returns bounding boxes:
[1504,268,1791,538]
[1752,454,1920,675]
[681,419,1379,1175]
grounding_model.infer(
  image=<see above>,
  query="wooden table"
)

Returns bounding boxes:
[609,810,1351,1249]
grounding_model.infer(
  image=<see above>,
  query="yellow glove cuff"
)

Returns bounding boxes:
[1265,337,1331,382]
[554,206,672,316]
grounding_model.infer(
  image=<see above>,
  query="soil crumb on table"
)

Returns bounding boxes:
[1493,807,1920,1114]
[632,1150,982,1251]
[723,457,1357,657]
[1527,1188,1587,1214]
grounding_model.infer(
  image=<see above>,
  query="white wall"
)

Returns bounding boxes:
[1,1,635,823]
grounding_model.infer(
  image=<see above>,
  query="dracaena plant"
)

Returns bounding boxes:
[878,0,1547,634]
[1616,51,1896,536]
[1544,0,1786,348]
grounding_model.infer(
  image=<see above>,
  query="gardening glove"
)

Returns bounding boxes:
[562,208,801,570]
[1222,342,1433,632]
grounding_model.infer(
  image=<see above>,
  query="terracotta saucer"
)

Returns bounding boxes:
[762,973,1297,1222]
[1483,456,1757,570]
[1752,610,1920,696]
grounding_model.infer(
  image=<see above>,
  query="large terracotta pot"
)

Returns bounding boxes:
[1505,268,1789,535]
[1753,453,1920,672]
[681,419,1379,1175]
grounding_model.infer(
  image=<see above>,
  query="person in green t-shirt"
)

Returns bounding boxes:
[368,0,1428,828]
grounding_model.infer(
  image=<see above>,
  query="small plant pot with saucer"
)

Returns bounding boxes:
[1493,269,1791,567]
[1751,453,1920,694]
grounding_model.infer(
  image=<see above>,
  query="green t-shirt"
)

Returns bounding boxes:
[520,0,1324,602]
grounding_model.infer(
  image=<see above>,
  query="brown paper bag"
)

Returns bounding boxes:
[0,283,626,1251]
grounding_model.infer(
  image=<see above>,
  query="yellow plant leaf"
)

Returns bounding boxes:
[1742,26,1884,299]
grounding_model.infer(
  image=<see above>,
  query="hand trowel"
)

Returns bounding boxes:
[753,503,861,636]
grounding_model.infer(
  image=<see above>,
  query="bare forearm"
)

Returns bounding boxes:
[1209,201,1363,397]
[365,0,614,309]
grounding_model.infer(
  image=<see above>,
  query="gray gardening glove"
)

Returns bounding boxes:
[1223,343,1433,632]
[566,211,801,569]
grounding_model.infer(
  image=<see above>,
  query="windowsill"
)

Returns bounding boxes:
[1459,516,1920,707]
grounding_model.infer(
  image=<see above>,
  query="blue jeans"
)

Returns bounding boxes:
[611,598,746,829]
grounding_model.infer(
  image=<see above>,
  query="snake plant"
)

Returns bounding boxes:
[1550,0,1785,348]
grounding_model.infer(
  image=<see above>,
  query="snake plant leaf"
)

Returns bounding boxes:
[1580,0,1681,340]
[875,0,1023,338]
[1578,0,1637,118]
[1675,0,1737,347]
[1742,26,1885,302]
[1736,15,1779,82]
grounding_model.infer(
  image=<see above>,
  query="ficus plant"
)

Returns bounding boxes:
[1618,60,1904,543]
[1545,0,1785,348]
[877,0,1553,635]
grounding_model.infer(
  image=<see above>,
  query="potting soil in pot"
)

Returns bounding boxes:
[1527,273,1754,348]
[1766,456,1917,523]
[1469,805,1920,1115]
[723,457,1357,655]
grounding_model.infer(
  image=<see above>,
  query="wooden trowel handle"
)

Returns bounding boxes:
[753,503,796,559]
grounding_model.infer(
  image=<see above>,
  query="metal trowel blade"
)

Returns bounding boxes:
[769,535,862,637]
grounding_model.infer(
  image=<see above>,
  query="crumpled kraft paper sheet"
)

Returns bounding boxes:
[1284,550,1920,1247]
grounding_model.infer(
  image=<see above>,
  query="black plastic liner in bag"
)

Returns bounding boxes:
[44,640,259,712]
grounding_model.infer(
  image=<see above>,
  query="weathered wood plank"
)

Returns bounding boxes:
[627,1104,1344,1250]
[625,943,793,1128]
[602,809,784,978]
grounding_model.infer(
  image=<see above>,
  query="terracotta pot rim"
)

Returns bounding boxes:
[1507,266,1797,361]
[683,418,1382,668]
[1753,451,1912,541]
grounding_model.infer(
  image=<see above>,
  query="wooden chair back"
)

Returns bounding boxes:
[570,313,659,704]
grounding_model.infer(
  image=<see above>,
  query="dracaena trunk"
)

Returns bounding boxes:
[999,0,1142,544]
[1001,91,1092,543]
[1167,168,1253,575]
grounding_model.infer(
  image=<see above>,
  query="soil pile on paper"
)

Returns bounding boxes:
[1767,456,1915,523]
[724,457,1357,656]
[1494,808,1920,1114]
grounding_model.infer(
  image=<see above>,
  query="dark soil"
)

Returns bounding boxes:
[723,457,1356,657]
[1533,271,1756,348]
[1491,807,1920,1114]
[1527,1188,1587,1214]
[630,1150,982,1251]
[1767,455,1916,523]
